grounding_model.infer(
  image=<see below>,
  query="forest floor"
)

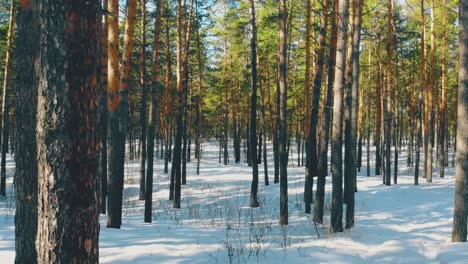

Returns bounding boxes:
[0,141,467,263]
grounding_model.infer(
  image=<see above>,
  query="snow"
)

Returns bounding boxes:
[1,141,467,263]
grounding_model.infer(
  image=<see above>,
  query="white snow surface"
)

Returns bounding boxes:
[0,141,467,263]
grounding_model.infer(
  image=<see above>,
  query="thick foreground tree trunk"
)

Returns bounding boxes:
[35,1,100,262]
[14,0,38,262]
[452,0,468,243]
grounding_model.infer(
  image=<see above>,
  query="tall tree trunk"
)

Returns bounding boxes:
[195,1,203,175]
[173,0,184,209]
[164,12,172,175]
[425,0,436,183]
[36,1,100,261]
[344,0,363,229]
[99,0,109,215]
[14,0,38,262]
[278,0,288,226]
[314,0,333,224]
[439,0,448,178]
[0,0,15,196]
[304,0,314,214]
[384,0,394,186]
[249,0,260,208]
[375,25,383,177]
[145,0,162,223]
[330,0,348,234]
[451,0,468,242]
[139,0,148,201]
[107,0,124,229]
[182,0,194,185]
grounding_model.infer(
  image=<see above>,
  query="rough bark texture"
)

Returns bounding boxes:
[14,0,38,262]
[452,0,468,242]
[36,1,100,262]
[330,0,348,234]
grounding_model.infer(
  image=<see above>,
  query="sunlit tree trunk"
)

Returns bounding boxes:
[330,0,348,233]
[451,0,468,242]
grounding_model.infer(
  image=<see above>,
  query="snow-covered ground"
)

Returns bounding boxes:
[1,141,467,263]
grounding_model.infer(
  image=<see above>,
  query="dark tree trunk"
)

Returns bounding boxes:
[344,0,363,229]
[14,0,38,262]
[145,0,162,223]
[106,0,125,229]
[36,1,100,261]
[139,0,148,201]
[314,0,333,224]
[278,0,288,226]
[452,0,468,242]
[249,0,260,208]
[330,0,348,234]
[99,0,109,214]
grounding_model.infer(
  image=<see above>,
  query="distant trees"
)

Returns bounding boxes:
[35,0,100,262]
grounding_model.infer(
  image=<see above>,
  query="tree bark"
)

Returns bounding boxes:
[36,1,100,261]
[344,0,363,229]
[314,0,334,224]
[139,0,148,201]
[278,0,288,226]
[330,0,348,234]
[144,0,162,223]
[248,0,260,208]
[452,0,468,242]
[106,0,124,229]
[14,0,38,262]
[99,0,109,215]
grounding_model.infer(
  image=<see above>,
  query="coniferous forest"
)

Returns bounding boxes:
[0,0,467,263]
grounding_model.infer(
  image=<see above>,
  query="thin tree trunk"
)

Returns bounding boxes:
[139,0,148,201]
[0,0,15,196]
[314,0,334,224]
[330,0,348,233]
[145,0,162,223]
[249,0,260,208]
[344,0,363,229]
[173,0,184,209]
[278,0,288,226]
